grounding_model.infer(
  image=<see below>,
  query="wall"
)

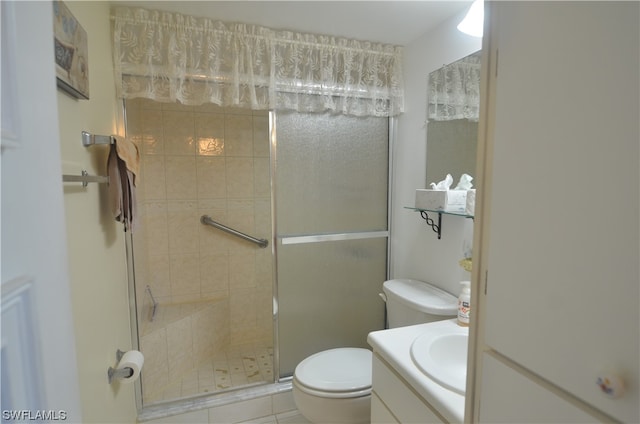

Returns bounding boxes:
[392,10,482,296]
[57,2,137,422]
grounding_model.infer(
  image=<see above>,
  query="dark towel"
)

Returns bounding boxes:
[107,137,139,232]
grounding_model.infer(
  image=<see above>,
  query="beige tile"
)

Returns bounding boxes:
[225,114,254,157]
[140,328,169,376]
[226,157,255,198]
[165,156,197,200]
[138,98,163,110]
[144,409,209,424]
[252,114,270,158]
[142,156,167,200]
[166,317,194,381]
[276,410,311,424]
[229,252,256,289]
[230,288,257,327]
[144,202,169,255]
[253,158,271,198]
[208,396,272,424]
[196,112,225,156]
[162,102,194,112]
[197,157,227,199]
[142,109,165,155]
[167,201,199,254]
[194,103,225,114]
[148,254,171,297]
[170,254,201,296]
[199,252,230,295]
[163,110,195,155]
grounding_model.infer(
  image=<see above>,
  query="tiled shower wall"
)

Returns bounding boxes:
[124,99,273,402]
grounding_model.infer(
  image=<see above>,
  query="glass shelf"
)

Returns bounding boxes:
[404,206,474,239]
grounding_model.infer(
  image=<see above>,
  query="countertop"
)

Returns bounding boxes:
[367,319,467,423]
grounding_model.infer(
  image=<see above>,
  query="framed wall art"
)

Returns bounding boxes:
[53,0,89,99]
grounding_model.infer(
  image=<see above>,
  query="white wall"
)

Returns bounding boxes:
[392,11,481,296]
[57,2,137,422]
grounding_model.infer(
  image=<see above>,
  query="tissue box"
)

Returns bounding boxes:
[415,189,467,213]
[465,189,476,216]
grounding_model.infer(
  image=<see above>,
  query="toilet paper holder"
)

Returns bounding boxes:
[107,349,133,384]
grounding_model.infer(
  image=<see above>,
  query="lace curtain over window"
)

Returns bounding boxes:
[112,7,404,117]
[427,52,481,122]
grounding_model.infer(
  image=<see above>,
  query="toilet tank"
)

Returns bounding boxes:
[382,279,457,328]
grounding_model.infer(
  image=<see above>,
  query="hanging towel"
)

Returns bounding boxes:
[107,135,140,232]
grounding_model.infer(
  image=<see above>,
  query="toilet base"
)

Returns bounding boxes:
[293,380,371,424]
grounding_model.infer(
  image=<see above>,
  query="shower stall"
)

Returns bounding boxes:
[124,99,391,406]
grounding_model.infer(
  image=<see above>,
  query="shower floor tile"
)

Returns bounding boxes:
[146,346,274,404]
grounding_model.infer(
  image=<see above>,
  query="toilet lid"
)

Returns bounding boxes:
[294,348,372,393]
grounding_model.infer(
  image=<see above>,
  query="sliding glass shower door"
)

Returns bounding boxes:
[272,111,390,377]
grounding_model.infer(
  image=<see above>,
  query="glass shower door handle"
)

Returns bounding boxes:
[279,231,389,245]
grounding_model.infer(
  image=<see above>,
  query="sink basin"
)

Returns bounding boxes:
[410,326,469,395]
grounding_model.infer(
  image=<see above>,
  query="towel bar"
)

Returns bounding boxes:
[82,131,115,147]
[62,170,109,187]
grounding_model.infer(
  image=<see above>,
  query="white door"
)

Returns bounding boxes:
[475,2,638,423]
[1,1,81,420]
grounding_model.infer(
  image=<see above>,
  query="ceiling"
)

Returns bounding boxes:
[111,1,472,46]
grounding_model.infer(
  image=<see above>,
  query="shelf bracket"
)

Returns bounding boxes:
[420,210,442,239]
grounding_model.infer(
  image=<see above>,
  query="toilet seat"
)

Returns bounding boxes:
[293,348,372,399]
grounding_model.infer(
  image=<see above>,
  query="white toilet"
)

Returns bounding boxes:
[292,279,458,423]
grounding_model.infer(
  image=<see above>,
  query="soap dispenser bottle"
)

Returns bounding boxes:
[457,281,471,327]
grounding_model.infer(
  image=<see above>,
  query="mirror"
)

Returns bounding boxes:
[426,51,481,188]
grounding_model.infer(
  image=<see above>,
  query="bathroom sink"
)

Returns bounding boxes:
[410,326,469,395]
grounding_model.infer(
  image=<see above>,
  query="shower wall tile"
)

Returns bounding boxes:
[163,111,195,156]
[196,157,227,198]
[225,114,254,157]
[194,103,225,114]
[230,288,257,327]
[170,254,201,296]
[142,156,167,200]
[167,201,199,253]
[253,114,270,157]
[229,252,257,289]
[144,202,169,256]
[196,113,225,156]
[165,156,197,199]
[254,158,271,197]
[148,254,171,297]
[141,109,165,155]
[199,252,230,296]
[226,157,255,198]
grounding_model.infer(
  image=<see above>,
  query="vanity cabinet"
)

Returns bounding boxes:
[371,354,445,424]
[472,2,638,423]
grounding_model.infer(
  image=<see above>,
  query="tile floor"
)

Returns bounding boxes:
[147,346,274,404]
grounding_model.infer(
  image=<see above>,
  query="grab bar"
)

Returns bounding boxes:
[200,215,269,248]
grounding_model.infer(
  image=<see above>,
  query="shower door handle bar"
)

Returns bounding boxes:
[279,230,389,245]
[200,215,269,248]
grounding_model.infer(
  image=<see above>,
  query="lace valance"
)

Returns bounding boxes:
[427,52,481,122]
[112,7,404,117]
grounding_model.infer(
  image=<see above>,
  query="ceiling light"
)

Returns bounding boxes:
[457,0,484,38]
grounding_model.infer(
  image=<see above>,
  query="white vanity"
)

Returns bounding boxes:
[367,319,466,423]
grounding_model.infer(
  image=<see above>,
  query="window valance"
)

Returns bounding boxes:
[112,7,404,117]
[427,52,481,122]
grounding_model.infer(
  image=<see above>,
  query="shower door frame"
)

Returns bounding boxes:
[269,111,397,382]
